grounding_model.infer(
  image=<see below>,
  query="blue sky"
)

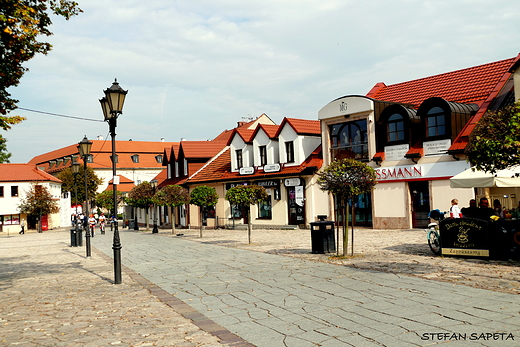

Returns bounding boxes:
[5,0,520,163]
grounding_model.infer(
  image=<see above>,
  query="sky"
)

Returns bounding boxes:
[4,0,520,163]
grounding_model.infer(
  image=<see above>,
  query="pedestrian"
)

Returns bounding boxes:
[449,199,462,218]
[19,219,26,234]
[478,197,495,220]
[88,214,97,237]
[461,199,479,218]
[98,213,106,235]
[493,199,504,218]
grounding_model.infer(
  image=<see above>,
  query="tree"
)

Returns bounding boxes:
[189,185,218,237]
[225,185,268,244]
[1,0,82,128]
[152,185,190,235]
[95,190,125,217]
[56,166,103,206]
[0,134,11,162]
[126,181,155,231]
[18,183,59,232]
[317,158,377,256]
[466,102,520,174]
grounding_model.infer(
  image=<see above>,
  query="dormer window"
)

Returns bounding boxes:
[387,114,405,142]
[236,150,243,169]
[131,154,139,163]
[426,107,446,137]
[285,141,295,163]
[155,155,163,163]
[86,154,94,163]
[259,146,267,166]
[110,154,117,164]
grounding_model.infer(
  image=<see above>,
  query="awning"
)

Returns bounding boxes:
[450,166,520,188]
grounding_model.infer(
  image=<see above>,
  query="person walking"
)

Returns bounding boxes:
[88,214,97,237]
[19,219,26,234]
[98,213,106,235]
[449,199,462,219]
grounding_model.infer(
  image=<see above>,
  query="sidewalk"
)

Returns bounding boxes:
[0,229,243,347]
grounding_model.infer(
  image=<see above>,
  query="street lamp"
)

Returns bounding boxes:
[72,161,81,246]
[100,79,128,285]
[151,179,158,233]
[78,135,92,257]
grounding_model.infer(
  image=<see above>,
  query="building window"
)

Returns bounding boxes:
[387,114,405,142]
[155,155,163,163]
[285,141,295,163]
[11,186,18,197]
[330,119,368,160]
[131,154,139,163]
[236,149,243,169]
[0,186,3,197]
[426,107,446,137]
[86,154,94,163]
[259,146,267,166]
[258,193,272,219]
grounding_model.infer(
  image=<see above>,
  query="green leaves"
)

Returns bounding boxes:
[153,185,190,207]
[317,158,377,202]
[466,102,520,174]
[225,185,268,206]
[1,0,82,126]
[189,185,218,207]
[18,183,60,216]
[127,181,155,209]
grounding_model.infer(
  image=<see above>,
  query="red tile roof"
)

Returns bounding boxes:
[0,164,61,183]
[366,57,518,108]
[179,141,227,159]
[276,118,321,137]
[29,140,177,173]
[186,146,323,184]
[105,175,136,192]
[253,124,280,139]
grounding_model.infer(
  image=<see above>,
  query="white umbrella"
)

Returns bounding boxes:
[450,166,520,188]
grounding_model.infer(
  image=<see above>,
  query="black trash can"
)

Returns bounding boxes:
[310,219,336,254]
[70,228,78,247]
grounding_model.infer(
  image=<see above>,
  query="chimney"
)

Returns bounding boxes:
[97,135,103,140]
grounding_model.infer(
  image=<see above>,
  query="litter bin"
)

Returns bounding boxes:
[76,228,83,247]
[70,228,78,247]
[310,216,336,254]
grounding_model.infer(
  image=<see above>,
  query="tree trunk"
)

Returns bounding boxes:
[199,207,203,238]
[247,207,252,244]
[145,207,150,231]
[171,206,176,235]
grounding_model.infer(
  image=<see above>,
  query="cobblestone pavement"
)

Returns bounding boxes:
[0,230,242,347]
[90,227,519,347]
[171,227,520,296]
[2,226,519,347]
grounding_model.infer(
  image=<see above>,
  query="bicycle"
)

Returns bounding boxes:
[425,209,444,255]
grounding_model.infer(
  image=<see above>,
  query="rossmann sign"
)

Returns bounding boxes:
[375,161,471,182]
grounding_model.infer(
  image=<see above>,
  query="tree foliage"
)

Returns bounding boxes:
[153,185,190,234]
[466,102,520,174]
[190,185,218,237]
[317,158,377,256]
[56,165,103,205]
[0,134,11,162]
[225,185,268,244]
[18,183,59,231]
[1,0,82,128]
[127,181,155,230]
[95,190,125,215]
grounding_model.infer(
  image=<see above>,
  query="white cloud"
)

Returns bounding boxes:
[5,0,520,162]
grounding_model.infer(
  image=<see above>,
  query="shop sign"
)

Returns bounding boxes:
[256,180,280,187]
[384,144,409,161]
[226,182,248,190]
[263,163,281,173]
[295,186,304,207]
[284,178,303,187]
[376,166,423,180]
[239,167,255,175]
[424,139,451,156]
[440,218,489,257]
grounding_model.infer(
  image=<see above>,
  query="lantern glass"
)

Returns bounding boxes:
[103,79,128,114]
[100,97,112,121]
[72,162,80,174]
[78,135,92,157]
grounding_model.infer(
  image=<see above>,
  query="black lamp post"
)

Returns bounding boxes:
[151,179,159,233]
[100,79,127,285]
[72,161,81,245]
[78,135,92,257]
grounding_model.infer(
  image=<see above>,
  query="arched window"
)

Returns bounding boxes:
[387,113,405,142]
[425,106,446,137]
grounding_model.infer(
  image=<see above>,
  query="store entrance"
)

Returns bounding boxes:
[409,181,430,228]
